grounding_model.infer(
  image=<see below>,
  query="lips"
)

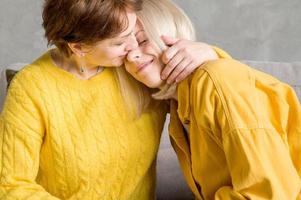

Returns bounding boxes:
[136,59,154,73]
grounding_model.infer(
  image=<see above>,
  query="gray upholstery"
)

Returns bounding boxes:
[156,114,195,200]
[156,61,301,200]
[242,61,301,101]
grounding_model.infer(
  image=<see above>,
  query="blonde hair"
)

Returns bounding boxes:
[113,67,154,118]
[137,0,196,51]
[115,0,196,116]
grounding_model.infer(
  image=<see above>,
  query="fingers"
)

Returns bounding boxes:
[161,35,179,46]
[161,39,219,84]
[172,61,196,83]
[162,46,177,65]
[166,58,192,84]
[161,39,185,64]
[161,51,186,80]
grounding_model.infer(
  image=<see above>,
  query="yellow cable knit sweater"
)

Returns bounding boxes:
[0,51,167,199]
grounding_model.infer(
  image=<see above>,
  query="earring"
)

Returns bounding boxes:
[80,66,85,73]
[79,52,85,73]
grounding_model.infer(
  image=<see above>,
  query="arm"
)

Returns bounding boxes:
[286,85,301,178]
[0,76,60,199]
[215,128,301,200]
[190,67,301,200]
[160,35,230,84]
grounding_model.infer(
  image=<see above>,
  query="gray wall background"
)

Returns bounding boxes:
[0,0,300,70]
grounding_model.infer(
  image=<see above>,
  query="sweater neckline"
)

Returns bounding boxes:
[40,49,114,88]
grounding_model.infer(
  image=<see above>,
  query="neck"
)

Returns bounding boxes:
[51,49,102,80]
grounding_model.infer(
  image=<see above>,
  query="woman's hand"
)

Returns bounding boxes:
[161,35,218,84]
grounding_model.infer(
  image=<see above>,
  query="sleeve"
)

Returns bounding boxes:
[190,71,301,200]
[0,76,60,199]
[286,85,301,178]
[212,46,232,59]
[215,128,301,200]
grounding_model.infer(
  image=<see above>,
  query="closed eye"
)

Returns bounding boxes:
[139,39,149,45]
[114,42,125,46]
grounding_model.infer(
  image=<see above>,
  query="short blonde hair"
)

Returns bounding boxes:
[116,0,196,116]
[137,0,196,51]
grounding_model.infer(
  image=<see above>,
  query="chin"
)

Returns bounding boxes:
[146,84,157,88]
[146,80,163,88]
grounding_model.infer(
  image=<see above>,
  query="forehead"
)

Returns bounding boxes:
[94,12,137,46]
[115,11,137,39]
[134,20,144,33]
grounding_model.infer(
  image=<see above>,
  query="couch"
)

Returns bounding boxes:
[1,61,301,200]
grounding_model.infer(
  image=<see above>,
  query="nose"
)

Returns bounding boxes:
[125,33,139,52]
[126,48,141,63]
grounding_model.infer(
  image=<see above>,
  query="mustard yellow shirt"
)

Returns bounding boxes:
[0,51,167,199]
[169,57,301,199]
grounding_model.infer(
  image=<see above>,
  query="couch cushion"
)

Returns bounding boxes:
[156,115,195,200]
[0,63,26,112]
[5,69,18,89]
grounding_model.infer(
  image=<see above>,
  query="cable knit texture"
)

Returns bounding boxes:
[0,51,167,200]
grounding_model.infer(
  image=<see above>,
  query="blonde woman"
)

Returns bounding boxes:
[124,0,301,199]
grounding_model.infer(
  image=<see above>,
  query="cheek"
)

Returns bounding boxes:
[96,47,124,59]
[110,47,124,56]
[124,63,136,75]
[100,50,118,59]
[145,45,162,62]
[154,61,164,75]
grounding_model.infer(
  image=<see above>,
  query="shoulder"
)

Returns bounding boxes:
[201,58,250,80]
[185,58,253,114]
[190,58,258,93]
[10,52,53,89]
[189,58,245,82]
[7,52,55,102]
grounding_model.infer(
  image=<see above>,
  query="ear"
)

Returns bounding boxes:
[68,43,85,57]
